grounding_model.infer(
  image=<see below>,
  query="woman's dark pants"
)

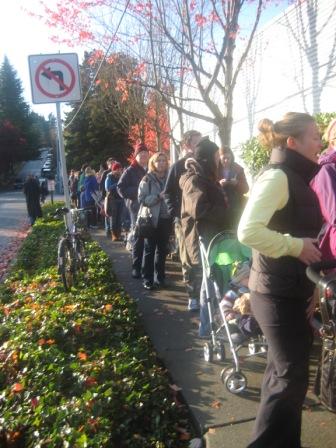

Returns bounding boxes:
[247,292,312,448]
[143,218,172,283]
[129,206,144,273]
[110,199,123,235]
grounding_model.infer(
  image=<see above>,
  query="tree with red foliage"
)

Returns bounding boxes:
[33,0,295,147]
[129,91,170,153]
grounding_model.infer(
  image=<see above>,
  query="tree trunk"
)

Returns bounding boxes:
[217,114,232,149]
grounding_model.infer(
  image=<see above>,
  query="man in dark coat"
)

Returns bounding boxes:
[23,175,42,225]
[117,143,149,278]
[164,130,202,311]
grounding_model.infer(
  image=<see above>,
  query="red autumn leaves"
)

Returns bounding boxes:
[0,219,30,281]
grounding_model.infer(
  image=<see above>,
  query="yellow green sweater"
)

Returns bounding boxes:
[237,168,303,258]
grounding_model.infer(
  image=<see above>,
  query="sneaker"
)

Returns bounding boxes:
[105,229,111,237]
[188,298,200,311]
[131,269,141,279]
[143,280,153,290]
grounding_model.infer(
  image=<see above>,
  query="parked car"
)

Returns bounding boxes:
[13,178,24,189]
[41,168,52,177]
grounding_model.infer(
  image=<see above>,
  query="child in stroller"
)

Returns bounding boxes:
[220,288,262,346]
[199,232,267,394]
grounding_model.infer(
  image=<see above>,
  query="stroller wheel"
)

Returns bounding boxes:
[203,342,214,363]
[220,367,247,394]
[215,341,225,362]
[220,366,234,380]
[248,342,257,355]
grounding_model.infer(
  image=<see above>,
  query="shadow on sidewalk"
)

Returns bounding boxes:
[92,230,336,448]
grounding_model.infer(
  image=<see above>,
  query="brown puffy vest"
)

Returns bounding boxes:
[249,148,322,300]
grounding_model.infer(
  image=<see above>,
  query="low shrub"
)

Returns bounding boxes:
[0,207,194,447]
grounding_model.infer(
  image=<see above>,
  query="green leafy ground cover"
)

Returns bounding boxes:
[0,204,194,447]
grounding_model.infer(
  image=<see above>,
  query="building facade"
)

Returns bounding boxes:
[231,0,336,149]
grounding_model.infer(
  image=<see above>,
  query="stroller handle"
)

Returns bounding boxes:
[306,259,336,284]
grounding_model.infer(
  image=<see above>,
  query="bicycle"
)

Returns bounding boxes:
[55,207,88,290]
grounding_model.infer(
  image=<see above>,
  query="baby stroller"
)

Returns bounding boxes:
[199,231,267,394]
[306,260,336,412]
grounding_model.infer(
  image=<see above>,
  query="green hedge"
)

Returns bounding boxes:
[0,206,194,447]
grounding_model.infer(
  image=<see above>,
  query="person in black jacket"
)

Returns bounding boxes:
[23,174,42,225]
[117,143,149,278]
[164,130,202,311]
[238,113,323,448]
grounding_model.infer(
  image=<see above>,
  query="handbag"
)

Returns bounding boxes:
[135,204,155,238]
[135,178,155,238]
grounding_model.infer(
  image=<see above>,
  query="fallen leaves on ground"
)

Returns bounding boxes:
[210,400,222,409]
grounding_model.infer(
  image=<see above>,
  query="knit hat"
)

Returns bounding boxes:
[194,137,219,162]
[112,162,122,171]
[133,143,149,157]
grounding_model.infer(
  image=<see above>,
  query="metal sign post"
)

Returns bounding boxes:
[56,103,71,225]
[29,53,82,228]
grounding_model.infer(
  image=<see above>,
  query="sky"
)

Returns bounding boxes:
[0,0,84,118]
[0,0,291,120]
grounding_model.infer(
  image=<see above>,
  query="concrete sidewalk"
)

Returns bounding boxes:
[93,230,336,448]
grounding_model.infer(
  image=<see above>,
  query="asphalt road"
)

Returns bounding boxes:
[0,190,29,255]
[17,148,50,181]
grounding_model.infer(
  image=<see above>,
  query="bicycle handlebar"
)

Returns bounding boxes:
[306,259,336,285]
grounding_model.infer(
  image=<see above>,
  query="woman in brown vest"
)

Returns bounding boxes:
[238,112,323,448]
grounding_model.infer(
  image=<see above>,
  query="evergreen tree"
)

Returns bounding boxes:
[0,56,40,175]
[0,56,29,125]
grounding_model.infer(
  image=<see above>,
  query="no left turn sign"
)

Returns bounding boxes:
[28,53,82,104]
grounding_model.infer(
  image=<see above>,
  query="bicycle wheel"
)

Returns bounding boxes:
[75,236,87,272]
[58,237,76,290]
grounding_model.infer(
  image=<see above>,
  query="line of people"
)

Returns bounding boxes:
[67,113,336,448]
[115,135,248,330]
[68,161,129,233]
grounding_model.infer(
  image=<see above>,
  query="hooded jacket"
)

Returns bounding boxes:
[179,158,229,264]
[311,149,336,260]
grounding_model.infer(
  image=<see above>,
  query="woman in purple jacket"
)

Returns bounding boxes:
[311,118,336,260]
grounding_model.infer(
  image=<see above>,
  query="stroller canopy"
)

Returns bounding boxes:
[204,232,251,293]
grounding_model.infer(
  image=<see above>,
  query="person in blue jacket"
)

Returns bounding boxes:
[83,166,99,228]
[105,162,124,241]
[117,143,149,278]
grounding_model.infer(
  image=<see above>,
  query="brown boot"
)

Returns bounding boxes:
[111,232,118,241]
